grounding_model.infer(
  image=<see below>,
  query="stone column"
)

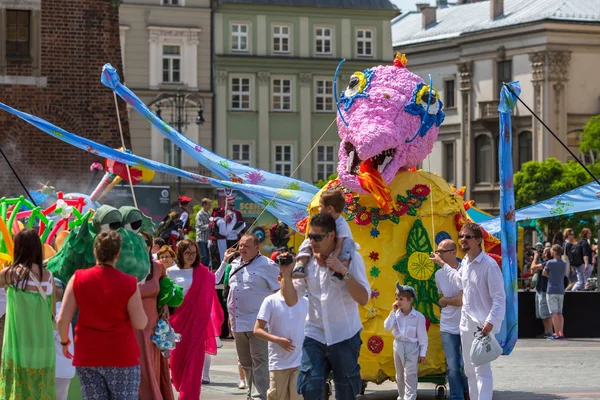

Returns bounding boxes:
[458,61,473,198]
[215,71,228,157]
[257,71,271,170]
[299,73,312,182]
[548,51,571,162]
[529,51,546,162]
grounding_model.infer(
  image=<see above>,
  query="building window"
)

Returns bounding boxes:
[518,131,533,170]
[356,29,373,57]
[272,79,292,111]
[6,10,30,57]
[162,0,180,4]
[231,77,251,110]
[231,143,252,166]
[444,79,456,108]
[231,23,249,52]
[163,139,181,168]
[272,25,290,53]
[274,144,294,177]
[475,135,492,184]
[315,27,332,55]
[443,142,455,184]
[497,60,512,97]
[315,80,333,112]
[316,145,336,182]
[162,45,181,83]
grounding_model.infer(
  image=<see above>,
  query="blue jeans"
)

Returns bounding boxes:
[441,331,469,400]
[297,331,363,400]
[197,241,209,267]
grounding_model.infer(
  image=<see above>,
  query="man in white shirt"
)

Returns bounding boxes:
[227,234,280,400]
[280,213,370,400]
[225,197,246,249]
[432,239,469,400]
[433,223,506,400]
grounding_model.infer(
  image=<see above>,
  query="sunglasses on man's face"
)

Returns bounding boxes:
[308,233,328,242]
[435,249,454,254]
[458,234,475,240]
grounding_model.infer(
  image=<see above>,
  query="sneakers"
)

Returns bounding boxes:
[238,380,247,390]
[536,333,553,339]
[547,334,565,340]
[292,264,306,279]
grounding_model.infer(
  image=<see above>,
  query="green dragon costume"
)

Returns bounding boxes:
[47,205,155,283]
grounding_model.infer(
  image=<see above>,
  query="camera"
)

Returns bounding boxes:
[536,248,543,258]
[276,254,294,266]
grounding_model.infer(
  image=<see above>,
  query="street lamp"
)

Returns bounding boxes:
[148,89,204,196]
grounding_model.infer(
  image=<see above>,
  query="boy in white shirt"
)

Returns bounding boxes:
[54,279,75,400]
[254,272,309,400]
[292,190,355,280]
[384,284,428,400]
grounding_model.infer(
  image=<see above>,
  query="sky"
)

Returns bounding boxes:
[389,0,435,13]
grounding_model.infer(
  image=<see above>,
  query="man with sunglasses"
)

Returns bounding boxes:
[431,240,469,400]
[431,223,505,400]
[279,214,370,400]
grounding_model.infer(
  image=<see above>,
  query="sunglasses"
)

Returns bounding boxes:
[458,234,475,240]
[435,249,454,254]
[308,233,329,242]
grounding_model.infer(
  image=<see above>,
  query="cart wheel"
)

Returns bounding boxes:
[436,385,446,400]
[360,380,367,395]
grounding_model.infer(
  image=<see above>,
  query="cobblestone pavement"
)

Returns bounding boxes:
[184,338,600,399]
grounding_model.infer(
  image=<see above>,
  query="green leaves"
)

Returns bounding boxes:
[406,219,432,256]
[580,115,600,154]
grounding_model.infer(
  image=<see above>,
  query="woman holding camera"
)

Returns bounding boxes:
[167,239,223,399]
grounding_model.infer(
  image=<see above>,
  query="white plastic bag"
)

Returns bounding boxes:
[470,331,502,367]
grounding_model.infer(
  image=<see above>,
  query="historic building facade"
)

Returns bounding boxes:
[392,0,600,212]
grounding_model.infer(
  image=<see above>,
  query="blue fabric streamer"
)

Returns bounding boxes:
[496,81,520,355]
[100,64,318,195]
[0,102,311,230]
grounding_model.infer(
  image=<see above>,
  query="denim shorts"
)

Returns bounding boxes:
[535,291,551,319]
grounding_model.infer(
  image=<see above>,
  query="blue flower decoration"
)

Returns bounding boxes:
[435,231,451,245]
[404,82,445,143]
[338,69,375,112]
[370,227,380,238]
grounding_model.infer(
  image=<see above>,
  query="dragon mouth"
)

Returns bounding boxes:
[344,142,397,176]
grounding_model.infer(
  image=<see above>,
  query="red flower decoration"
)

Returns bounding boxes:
[368,336,384,354]
[371,289,380,299]
[343,193,354,205]
[394,203,409,216]
[411,184,430,197]
[369,251,379,261]
[354,211,372,226]
[425,316,431,332]
[296,217,308,234]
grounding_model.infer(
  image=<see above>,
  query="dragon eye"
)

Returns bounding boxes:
[124,220,142,233]
[349,76,359,89]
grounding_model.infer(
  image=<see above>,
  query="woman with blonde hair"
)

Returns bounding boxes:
[57,231,147,399]
[167,239,223,399]
[0,229,56,399]
[157,245,177,272]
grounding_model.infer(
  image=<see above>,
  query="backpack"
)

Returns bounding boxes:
[209,218,226,240]
[569,241,584,266]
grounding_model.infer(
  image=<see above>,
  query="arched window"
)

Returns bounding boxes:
[475,135,492,184]
[518,131,533,170]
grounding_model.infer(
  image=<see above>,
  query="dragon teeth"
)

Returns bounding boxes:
[346,150,355,173]
[378,156,393,173]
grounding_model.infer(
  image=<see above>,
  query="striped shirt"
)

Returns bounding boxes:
[195,209,210,243]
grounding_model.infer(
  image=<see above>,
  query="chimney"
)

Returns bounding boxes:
[437,0,448,8]
[421,6,437,28]
[416,3,429,12]
[491,0,504,19]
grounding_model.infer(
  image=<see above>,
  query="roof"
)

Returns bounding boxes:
[392,0,600,47]
[218,0,397,10]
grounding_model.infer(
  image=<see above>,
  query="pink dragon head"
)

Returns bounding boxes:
[336,54,445,193]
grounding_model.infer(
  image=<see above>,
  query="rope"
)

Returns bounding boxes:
[234,118,338,247]
[112,92,138,208]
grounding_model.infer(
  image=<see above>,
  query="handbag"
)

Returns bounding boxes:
[470,328,502,367]
[28,268,58,330]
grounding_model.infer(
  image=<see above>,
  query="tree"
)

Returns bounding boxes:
[315,173,338,189]
[514,158,600,236]
[579,115,600,155]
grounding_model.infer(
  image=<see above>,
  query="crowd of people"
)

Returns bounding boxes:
[0,189,518,400]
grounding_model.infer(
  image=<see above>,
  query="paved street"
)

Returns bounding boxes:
[191,338,600,400]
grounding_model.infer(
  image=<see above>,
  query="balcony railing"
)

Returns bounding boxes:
[155,165,212,185]
[478,100,500,120]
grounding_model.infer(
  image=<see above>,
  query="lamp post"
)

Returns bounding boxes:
[148,89,205,196]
